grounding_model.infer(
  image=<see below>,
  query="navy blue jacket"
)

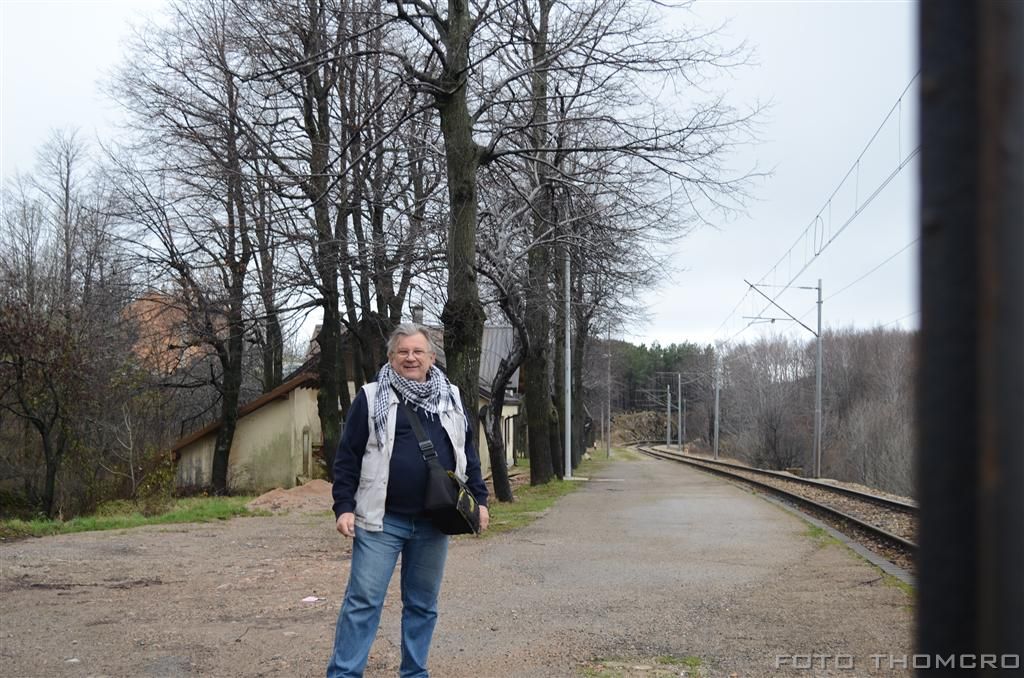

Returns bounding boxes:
[332,389,489,519]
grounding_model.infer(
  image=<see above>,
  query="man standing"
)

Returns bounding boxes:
[327,323,490,678]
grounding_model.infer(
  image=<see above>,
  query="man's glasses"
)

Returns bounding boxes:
[395,349,430,359]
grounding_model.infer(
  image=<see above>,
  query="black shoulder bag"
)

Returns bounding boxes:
[395,395,481,535]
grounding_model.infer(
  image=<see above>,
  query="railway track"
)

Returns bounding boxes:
[633,444,917,574]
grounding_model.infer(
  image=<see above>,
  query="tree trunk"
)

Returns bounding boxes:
[548,398,564,479]
[522,350,554,485]
[318,290,343,482]
[298,4,344,483]
[263,311,283,391]
[37,424,61,519]
[521,0,556,486]
[571,326,588,468]
[210,284,247,494]
[552,247,567,476]
[482,344,523,502]
[437,0,485,428]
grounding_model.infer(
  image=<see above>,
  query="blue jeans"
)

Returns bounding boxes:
[327,513,449,678]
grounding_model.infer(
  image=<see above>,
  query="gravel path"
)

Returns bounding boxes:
[0,455,913,677]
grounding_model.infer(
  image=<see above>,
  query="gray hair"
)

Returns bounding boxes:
[387,323,438,357]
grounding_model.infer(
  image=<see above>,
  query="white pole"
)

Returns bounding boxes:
[564,250,572,479]
[666,384,671,448]
[606,324,611,460]
[815,279,823,478]
[713,352,722,460]
[677,374,683,453]
[683,398,687,447]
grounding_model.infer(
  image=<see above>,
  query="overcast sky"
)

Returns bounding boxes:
[645,0,919,347]
[1,0,919,349]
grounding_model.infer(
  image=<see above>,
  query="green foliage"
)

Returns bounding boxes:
[604,339,715,420]
[0,495,262,540]
[882,572,916,598]
[137,453,177,516]
[0,490,37,521]
[803,524,840,548]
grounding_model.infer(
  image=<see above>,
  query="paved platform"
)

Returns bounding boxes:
[417,455,914,677]
[0,454,913,677]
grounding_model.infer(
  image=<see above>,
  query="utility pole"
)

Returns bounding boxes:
[606,326,612,459]
[682,398,687,451]
[814,279,823,478]
[564,249,572,479]
[713,352,721,460]
[677,374,683,453]
[743,279,825,478]
[665,385,671,448]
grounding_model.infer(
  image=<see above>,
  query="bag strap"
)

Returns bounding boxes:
[392,387,438,463]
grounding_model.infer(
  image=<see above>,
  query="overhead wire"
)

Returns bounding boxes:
[710,72,922,349]
[793,236,921,322]
[882,310,920,329]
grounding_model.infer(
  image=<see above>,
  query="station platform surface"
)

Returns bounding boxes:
[0,453,913,677]
[421,454,914,677]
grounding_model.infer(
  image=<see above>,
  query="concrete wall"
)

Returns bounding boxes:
[288,387,322,480]
[475,399,520,475]
[176,437,215,489]
[175,385,512,493]
[176,387,322,493]
[225,397,294,491]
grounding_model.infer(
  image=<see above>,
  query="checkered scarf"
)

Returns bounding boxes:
[372,362,457,440]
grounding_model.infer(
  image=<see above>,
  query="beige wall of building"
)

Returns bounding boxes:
[175,387,322,493]
[475,399,519,474]
[176,384,517,493]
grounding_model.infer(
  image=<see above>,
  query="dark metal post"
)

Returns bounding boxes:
[918,0,1023,671]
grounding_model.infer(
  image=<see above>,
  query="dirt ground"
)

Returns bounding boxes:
[0,458,913,677]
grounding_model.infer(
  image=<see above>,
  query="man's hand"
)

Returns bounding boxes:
[478,505,490,533]
[336,512,355,538]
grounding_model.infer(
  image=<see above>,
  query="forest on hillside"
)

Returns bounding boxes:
[583,327,914,497]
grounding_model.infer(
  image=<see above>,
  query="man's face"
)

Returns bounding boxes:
[390,332,435,383]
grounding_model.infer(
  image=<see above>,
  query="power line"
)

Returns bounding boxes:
[882,309,920,329]
[757,74,920,291]
[794,237,920,321]
[712,72,921,346]
[825,237,919,302]
[746,145,920,329]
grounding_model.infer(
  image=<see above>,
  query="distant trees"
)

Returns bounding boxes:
[819,328,913,494]
[106,0,446,484]
[599,329,915,496]
[713,329,915,496]
[0,131,167,517]
[108,0,259,494]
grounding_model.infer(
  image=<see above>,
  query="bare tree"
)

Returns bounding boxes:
[382,0,497,427]
[0,132,141,516]
[110,0,258,493]
[490,0,752,483]
[713,328,914,495]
